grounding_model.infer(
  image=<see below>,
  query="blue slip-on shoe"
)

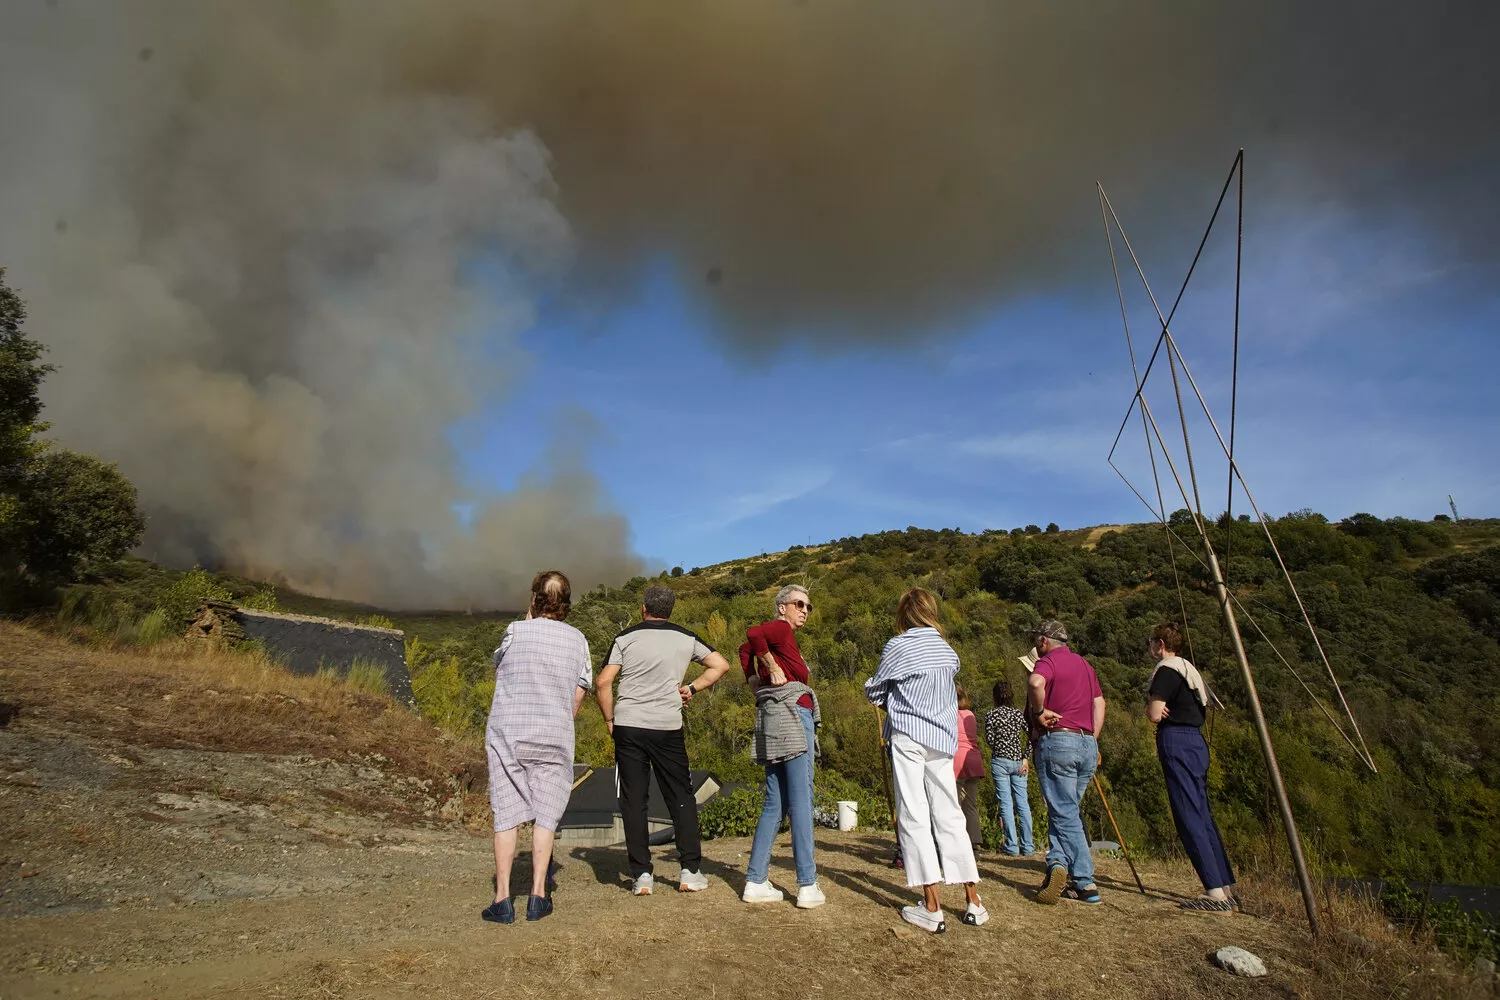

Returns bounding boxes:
[1061,883,1102,904]
[526,894,554,922]
[481,898,515,924]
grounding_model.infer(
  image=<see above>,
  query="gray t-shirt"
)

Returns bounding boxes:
[605,620,714,731]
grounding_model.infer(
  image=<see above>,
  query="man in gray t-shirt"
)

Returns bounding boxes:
[598,585,732,894]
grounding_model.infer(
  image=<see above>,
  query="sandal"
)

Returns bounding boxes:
[1179,895,1234,912]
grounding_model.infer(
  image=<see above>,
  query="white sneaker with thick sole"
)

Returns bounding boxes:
[741,880,784,903]
[962,901,990,926]
[632,872,654,896]
[795,883,826,909]
[678,869,709,892]
[900,904,945,933]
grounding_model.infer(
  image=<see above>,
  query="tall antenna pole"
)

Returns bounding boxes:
[1449,495,1460,522]
[1099,149,1326,937]
[1201,532,1321,936]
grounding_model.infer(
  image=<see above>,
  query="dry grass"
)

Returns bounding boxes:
[2,621,1495,1000]
[0,621,488,817]
[1233,864,1489,999]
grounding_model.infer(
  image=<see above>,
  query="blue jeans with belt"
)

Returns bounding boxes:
[746,705,818,886]
[1157,724,1235,891]
[989,756,1035,855]
[1036,730,1097,887]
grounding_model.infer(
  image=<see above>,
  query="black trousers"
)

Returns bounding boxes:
[613,725,702,877]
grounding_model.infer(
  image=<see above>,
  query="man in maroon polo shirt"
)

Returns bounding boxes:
[1027,619,1106,906]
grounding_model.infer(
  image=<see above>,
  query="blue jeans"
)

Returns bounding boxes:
[746,705,818,886]
[1036,731,1098,886]
[989,757,1035,855]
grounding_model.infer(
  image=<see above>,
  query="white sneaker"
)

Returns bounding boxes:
[795,883,826,909]
[900,904,945,933]
[741,880,783,903]
[678,869,709,892]
[962,901,990,926]
[632,872,653,896]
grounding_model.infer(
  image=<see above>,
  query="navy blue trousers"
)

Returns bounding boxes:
[1157,725,1235,891]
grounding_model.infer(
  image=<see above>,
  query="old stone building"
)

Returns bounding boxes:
[186,600,415,706]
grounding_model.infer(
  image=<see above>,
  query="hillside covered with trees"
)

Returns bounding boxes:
[51,513,1500,885]
[370,513,1500,884]
[9,263,1497,888]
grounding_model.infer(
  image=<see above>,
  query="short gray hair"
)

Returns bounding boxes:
[774,584,809,612]
[642,584,677,619]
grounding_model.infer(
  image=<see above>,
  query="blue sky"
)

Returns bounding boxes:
[456,208,1499,573]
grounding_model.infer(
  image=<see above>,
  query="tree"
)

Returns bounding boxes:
[0,268,52,531]
[1045,522,1060,534]
[12,450,144,586]
[671,566,684,577]
[0,270,145,594]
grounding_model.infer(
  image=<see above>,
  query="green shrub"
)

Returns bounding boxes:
[155,569,232,630]
[699,787,765,840]
[358,613,395,629]
[814,767,890,831]
[411,653,489,734]
[1381,879,1499,962]
[344,657,390,697]
[240,585,279,611]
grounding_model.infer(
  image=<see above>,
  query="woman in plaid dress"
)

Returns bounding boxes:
[482,570,594,925]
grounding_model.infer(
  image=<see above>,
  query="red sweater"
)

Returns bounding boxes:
[739,619,814,709]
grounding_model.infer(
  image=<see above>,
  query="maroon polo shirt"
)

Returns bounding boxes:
[1033,645,1103,733]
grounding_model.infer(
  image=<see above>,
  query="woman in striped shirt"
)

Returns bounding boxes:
[865,588,986,934]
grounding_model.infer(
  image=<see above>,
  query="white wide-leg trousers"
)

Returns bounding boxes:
[891,732,980,888]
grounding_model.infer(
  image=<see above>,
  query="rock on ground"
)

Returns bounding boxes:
[1212,946,1268,977]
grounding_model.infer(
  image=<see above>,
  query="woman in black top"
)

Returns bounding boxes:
[1146,623,1235,911]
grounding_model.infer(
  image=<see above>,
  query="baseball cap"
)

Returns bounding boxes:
[1034,619,1069,642]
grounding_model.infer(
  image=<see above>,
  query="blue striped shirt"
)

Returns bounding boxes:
[864,626,960,756]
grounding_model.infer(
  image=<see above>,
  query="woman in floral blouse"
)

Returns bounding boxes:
[984,680,1035,856]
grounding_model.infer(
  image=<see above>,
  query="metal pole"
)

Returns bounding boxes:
[1201,537,1321,936]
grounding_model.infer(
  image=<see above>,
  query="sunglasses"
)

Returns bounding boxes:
[785,599,812,612]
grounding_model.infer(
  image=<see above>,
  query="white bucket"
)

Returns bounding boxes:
[836,800,859,831]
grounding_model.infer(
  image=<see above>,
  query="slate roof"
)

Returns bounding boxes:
[560,767,720,829]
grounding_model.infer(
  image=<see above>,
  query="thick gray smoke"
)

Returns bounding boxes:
[0,1,1493,606]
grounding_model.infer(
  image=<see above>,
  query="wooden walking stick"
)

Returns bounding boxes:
[1091,774,1146,895]
[873,705,902,864]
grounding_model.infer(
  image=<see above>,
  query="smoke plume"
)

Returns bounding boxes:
[0,1,1493,606]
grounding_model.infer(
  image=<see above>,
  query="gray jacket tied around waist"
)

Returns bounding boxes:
[752,682,821,766]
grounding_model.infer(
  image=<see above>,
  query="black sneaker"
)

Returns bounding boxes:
[526,894,553,921]
[481,898,515,924]
[1035,863,1067,905]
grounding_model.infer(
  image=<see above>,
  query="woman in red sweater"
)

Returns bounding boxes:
[737,584,822,908]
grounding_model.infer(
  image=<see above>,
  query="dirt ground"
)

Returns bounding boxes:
[0,624,1483,999]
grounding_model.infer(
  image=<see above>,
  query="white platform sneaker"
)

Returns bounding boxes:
[795,883,826,909]
[900,904,945,933]
[741,880,784,903]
